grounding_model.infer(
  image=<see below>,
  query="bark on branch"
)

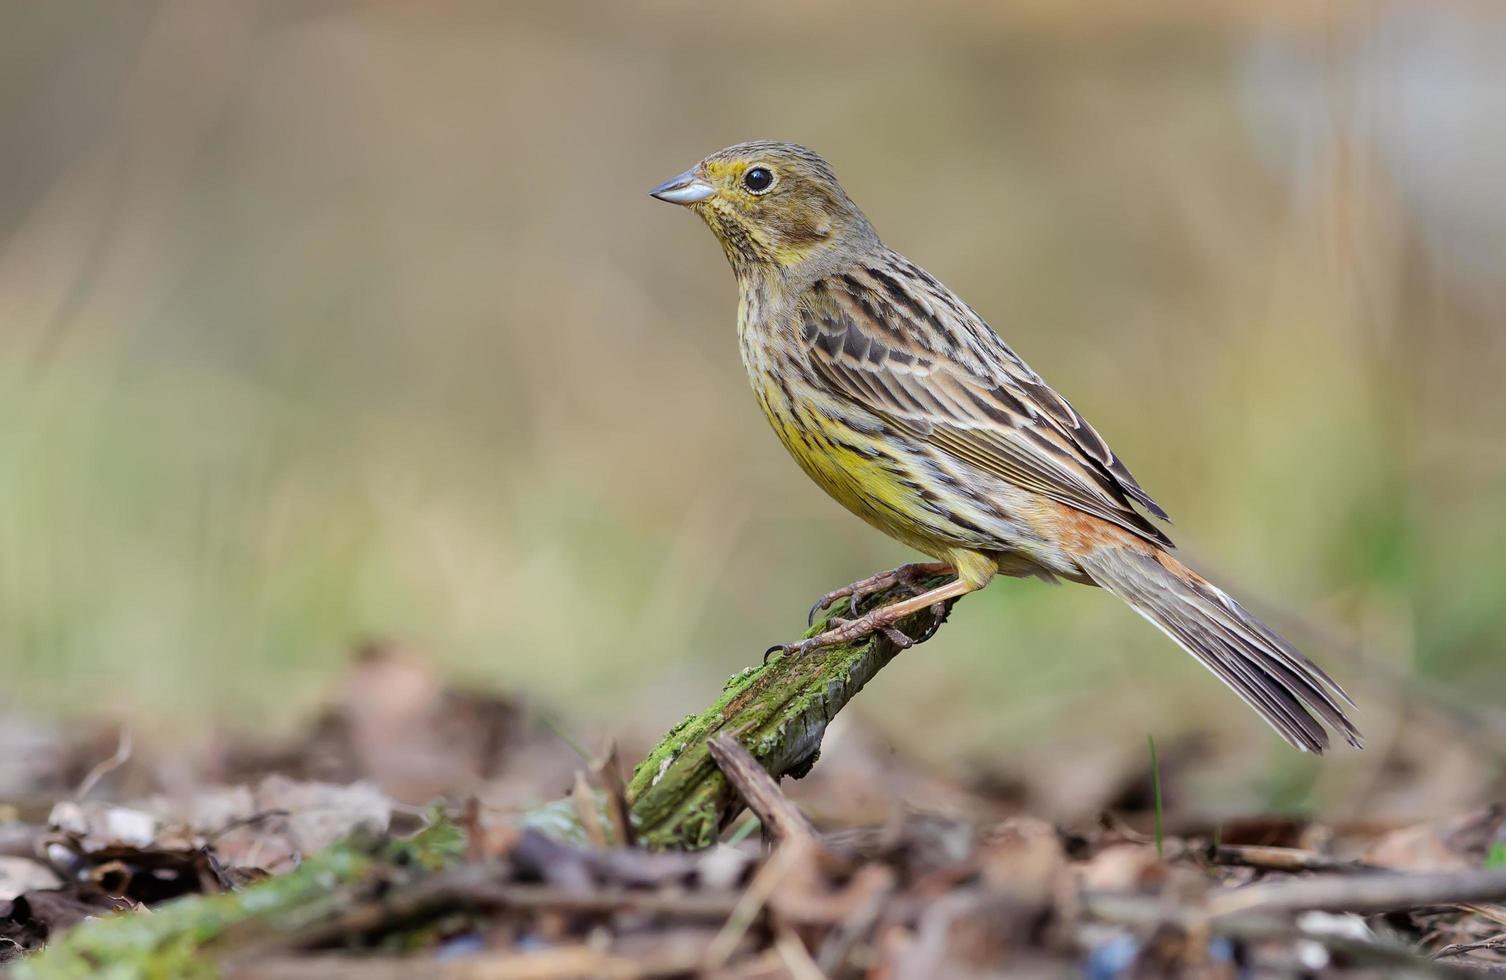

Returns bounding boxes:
[623,575,957,849]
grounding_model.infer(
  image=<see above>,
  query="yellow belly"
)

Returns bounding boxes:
[760,385,947,557]
[738,301,1027,590]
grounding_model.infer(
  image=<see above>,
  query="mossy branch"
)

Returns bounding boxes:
[623,576,956,849]
[12,821,466,979]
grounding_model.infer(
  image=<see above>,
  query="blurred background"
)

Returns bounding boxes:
[2,0,1503,821]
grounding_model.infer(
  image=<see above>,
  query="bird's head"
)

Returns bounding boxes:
[650,141,876,277]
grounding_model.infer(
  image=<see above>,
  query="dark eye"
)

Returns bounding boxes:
[743,167,773,193]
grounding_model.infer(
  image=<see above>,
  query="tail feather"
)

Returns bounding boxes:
[1078,545,1362,754]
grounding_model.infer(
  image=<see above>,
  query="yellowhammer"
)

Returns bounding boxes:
[651,141,1360,753]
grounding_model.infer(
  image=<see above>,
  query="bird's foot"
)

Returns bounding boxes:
[806,562,953,627]
[767,598,949,662]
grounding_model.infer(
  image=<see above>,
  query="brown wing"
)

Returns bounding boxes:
[800,260,1172,547]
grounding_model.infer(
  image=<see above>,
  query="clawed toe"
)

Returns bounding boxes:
[910,602,948,645]
[806,562,953,627]
[807,594,832,627]
[769,613,920,662]
[765,635,825,662]
[777,565,964,663]
[807,588,867,627]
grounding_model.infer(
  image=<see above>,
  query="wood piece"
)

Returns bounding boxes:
[1208,868,1506,918]
[707,734,817,845]
[595,742,635,848]
[1207,844,1381,875]
[571,772,607,849]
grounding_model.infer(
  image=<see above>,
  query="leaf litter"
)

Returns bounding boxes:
[2,646,1506,977]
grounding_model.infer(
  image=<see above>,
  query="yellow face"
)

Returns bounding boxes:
[650,141,873,273]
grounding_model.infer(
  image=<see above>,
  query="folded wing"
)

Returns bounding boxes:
[801,262,1171,547]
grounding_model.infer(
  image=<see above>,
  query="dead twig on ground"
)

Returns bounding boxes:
[595,741,635,848]
[72,728,132,802]
[1206,844,1382,875]
[706,734,818,845]
[1207,868,1506,918]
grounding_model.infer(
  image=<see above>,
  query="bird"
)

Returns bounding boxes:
[649,141,1361,754]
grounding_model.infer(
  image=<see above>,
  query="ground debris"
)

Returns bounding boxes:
[3,653,1506,977]
[8,778,1502,977]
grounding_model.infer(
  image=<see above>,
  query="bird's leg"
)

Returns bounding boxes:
[773,575,982,659]
[806,562,953,626]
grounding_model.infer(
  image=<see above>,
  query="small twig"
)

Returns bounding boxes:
[537,712,592,762]
[1207,868,1506,918]
[1207,844,1382,875]
[571,772,607,849]
[218,861,744,966]
[707,734,817,844]
[74,727,133,800]
[199,845,239,893]
[1461,903,1506,928]
[229,943,710,979]
[726,814,762,846]
[594,741,635,848]
[704,841,803,970]
[816,867,895,974]
[775,925,828,980]
[458,797,485,863]
[1434,932,1506,959]
[208,809,293,841]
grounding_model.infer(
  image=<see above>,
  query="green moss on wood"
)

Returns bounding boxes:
[15,820,465,980]
[626,579,953,849]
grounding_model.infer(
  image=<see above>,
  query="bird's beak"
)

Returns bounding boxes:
[649,167,715,205]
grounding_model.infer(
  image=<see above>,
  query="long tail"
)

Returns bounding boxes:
[1077,545,1362,753]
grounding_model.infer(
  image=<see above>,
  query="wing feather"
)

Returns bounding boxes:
[802,262,1172,546]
